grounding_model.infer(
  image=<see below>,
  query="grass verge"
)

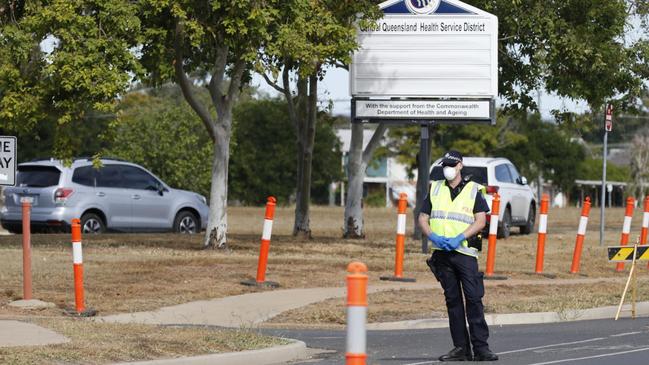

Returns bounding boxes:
[266,280,649,327]
[0,318,286,365]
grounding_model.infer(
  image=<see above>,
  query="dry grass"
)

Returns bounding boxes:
[0,318,285,365]
[1,205,647,316]
[1,205,648,361]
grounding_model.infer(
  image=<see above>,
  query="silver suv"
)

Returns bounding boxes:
[1,158,209,234]
[430,157,536,238]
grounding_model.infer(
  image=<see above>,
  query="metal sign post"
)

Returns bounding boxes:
[416,124,431,252]
[600,105,613,246]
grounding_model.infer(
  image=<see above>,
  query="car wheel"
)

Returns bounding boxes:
[81,213,106,234]
[520,203,536,235]
[174,211,198,234]
[498,207,512,239]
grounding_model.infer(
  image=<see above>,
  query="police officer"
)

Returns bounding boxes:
[418,150,498,362]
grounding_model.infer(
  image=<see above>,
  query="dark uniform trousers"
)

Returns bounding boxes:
[429,250,489,352]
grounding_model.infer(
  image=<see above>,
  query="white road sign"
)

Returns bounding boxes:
[0,136,17,186]
[354,99,492,120]
[351,0,498,99]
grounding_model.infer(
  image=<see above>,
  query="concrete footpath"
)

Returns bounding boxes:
[0,320,69,347]
[3,276,647,365]
[98,276,629,328]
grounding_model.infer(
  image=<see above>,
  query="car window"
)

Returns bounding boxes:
[72,166,96,187]
[96,165,122,188]
[507,164,521,183]
[495,164,513,183]
[120,165,159,190]
[460,166,488,185]
[16,165,61,187]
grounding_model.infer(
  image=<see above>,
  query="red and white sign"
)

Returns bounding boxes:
[605,104,613,132]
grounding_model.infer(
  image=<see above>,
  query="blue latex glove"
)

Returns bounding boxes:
[447,233,466,250]
[428,232,451,250]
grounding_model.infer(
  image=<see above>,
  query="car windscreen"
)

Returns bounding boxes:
[430,165,488,185]
[16,165,61,187]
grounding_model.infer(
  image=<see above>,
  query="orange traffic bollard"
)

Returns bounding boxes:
[21,199,32,300]
[71,219,85,312]
[346,262,368,365]
[535,195,550,274]
[570,197,591,274]
[485,193,500,277]
[65,219,96,317]
[641,196,649,246]
[241,197,279,288]
[641,196,649,269]
[616,197,635,272]
[380,193,415,282]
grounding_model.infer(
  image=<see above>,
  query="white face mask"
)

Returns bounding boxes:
[443,166,458,181]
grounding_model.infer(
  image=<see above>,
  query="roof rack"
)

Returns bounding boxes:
[28,156,129,163]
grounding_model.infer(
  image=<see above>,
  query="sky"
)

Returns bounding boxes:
[250,67,591,120]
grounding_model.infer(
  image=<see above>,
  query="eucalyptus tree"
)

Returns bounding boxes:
[137,0,276,248]
[260,0,381,238]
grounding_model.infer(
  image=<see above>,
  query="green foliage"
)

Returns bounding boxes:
[364,189,386,208]
[0,0,141,159]
[229,99,343,205]
[470,0,648,120]
[138,0,276,87]
[105,91,342,204]
[104,90,213,197]
[577,158,630,182]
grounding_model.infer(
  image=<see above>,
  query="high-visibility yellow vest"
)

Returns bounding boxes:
[429,180,485,257]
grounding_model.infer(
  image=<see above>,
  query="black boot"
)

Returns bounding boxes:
[474,348,498,361]
[439,346,472,361]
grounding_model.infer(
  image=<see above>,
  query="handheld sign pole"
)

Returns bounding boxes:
[614,241,639,320]
[609,239,649,320]
[600,104,613,246]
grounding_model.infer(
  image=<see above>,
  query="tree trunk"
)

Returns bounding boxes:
[344,122,366,238]
[293,75,318,238]
[204,123,231,249]
[343,123,387,238]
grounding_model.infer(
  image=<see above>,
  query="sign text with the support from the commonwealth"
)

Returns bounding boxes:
[354,99,491,121]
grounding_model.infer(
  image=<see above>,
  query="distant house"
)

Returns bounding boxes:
[335,127,415,207]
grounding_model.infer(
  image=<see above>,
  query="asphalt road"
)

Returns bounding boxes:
[264,317,649,364]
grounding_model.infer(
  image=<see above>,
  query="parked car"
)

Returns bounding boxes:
[430,157,536,238]
[0,158,209,234]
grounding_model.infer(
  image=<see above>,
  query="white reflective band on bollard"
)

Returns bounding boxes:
[643,212,649,229]
[489,216,499,235]
[577,216,589,236]
[346,306,366,354]
[623,216,632,234]
[396,214,406,235]
[538,214,548,234]
[262,219,273,240]
[72,242,83,265]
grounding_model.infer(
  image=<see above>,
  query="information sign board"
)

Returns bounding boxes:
[0,136,16,186]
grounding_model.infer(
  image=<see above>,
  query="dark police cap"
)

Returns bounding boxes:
[440,150,463,166]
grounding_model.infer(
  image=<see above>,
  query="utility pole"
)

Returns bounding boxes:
[600,104,613,246]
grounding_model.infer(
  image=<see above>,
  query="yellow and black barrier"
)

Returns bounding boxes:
[608,245,649,262]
